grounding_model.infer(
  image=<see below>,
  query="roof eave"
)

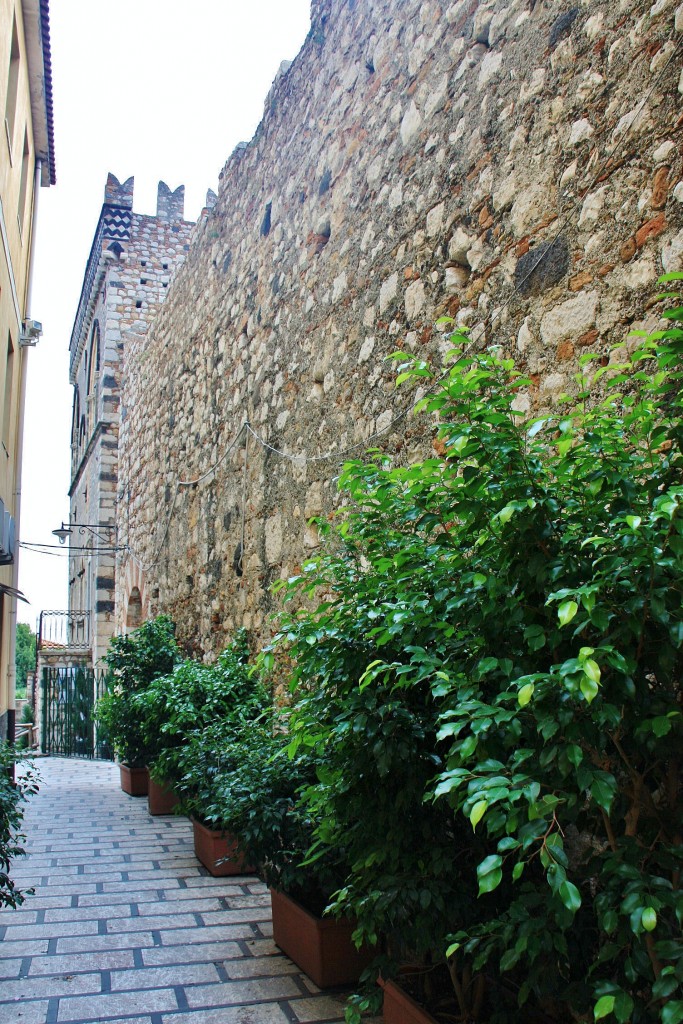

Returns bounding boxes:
[23,0,56,186]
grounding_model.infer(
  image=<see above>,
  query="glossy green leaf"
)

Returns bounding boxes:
[580,674,599,703]
[559,879,582,913]
[558,600,578,626]
[518,682,534,707]
[469,799,487,830]
[594,995,615,1020]
[582,658,601,684]
[662,1001,683,1024]
[477,855,503,895]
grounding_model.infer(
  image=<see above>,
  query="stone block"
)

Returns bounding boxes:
[379,272,399,314]
[540,291,599,346]
[635,214,667,248]
[405,279,426,320]
[265,513,283,565]
[400,101,422,146]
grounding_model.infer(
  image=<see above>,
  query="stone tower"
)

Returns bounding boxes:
[67,173,194,667]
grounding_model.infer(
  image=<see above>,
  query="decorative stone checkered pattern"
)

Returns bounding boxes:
[0,758,375,1024]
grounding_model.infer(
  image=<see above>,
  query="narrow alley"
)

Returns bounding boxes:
[0,758,361,1024]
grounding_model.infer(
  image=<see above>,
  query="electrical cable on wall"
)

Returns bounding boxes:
[128,423,247,574]
[244,28,683,466]
[121,29,682,575]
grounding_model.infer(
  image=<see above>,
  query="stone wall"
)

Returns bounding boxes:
[117,0,683,658]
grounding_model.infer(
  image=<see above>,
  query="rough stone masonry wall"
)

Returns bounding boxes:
[117,0,683,658]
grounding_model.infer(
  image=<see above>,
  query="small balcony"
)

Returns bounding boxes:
[37,610,91,655]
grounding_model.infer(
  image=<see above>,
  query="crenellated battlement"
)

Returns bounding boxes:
[156,181,185,223]
[104,172,134,208]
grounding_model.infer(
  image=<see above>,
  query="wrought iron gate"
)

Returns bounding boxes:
[41,666,113,759]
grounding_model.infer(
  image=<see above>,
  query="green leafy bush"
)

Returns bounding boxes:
[204,718,346,913]
[16,701,35,751]
[15,623,35,699]
[134,629,268,786]
[0,743,39,908]
[94,615,179,767]
[270,276,683,1023]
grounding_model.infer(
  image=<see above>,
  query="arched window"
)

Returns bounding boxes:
[88,321,100,396]
[71,387,80,446]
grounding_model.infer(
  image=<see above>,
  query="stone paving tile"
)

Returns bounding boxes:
[28,951,136,976]
[76,890,159,907]
[185,976,304,1008]
[141,940,243,966]
[224,954,301,979]
[0,940,49,956]
[106,912,198,932]
[199,907,272,926]
[109,962,221,990]
[0,758,372,1024]
[289,995,352,1022]
[162,1007,291,1024]
[6,896,72,911]
[57,988,180,1021]
[43,903,134,922]
[3,920,100,940]
[0,960,22,980]
[55,931,157,952]
[0,998,51,1024]
[101,877,183,892]
[0,974,102,1000]
[135,897,224,915]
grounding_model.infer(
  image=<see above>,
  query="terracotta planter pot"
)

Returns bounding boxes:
[119,764,149,797]
[381,978,439,1024]
[270,887,372,989]
[147,777,179,815]
[192,818,254,876]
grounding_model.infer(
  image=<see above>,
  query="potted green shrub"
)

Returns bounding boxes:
[132,630,268,819]
[171,719,263,875]
[204,711,372,989]
[95,615,178,795]
[267,279,683,1023]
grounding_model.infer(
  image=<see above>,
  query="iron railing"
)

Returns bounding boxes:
[41,665,112,759]
[38,610,91,652]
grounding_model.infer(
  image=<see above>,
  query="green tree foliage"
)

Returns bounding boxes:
[270,276,683,1023]
[94,615,179,767]
[0,743,39,908]
[133,629,268,785]
[15,623,36,697]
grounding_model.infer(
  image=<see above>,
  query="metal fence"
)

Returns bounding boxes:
[38,610,91,652]
[41,665,113,760]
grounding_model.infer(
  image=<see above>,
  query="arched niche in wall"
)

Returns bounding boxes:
[126,587,143,632]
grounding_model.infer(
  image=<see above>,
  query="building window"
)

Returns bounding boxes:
[71,387,80,447]
[3,333,14,457]
[17,129,29,236]
[4,16,20,157]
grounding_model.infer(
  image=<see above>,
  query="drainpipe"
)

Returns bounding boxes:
[7,157,43,747]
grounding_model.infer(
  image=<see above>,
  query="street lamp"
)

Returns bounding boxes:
[52,521,117,546]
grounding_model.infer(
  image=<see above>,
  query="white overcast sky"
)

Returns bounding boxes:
[18,0,312,628]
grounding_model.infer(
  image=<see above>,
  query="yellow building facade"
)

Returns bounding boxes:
[0,0,55,740]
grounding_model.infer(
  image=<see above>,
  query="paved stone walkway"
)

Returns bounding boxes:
[0,758,362,1024]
